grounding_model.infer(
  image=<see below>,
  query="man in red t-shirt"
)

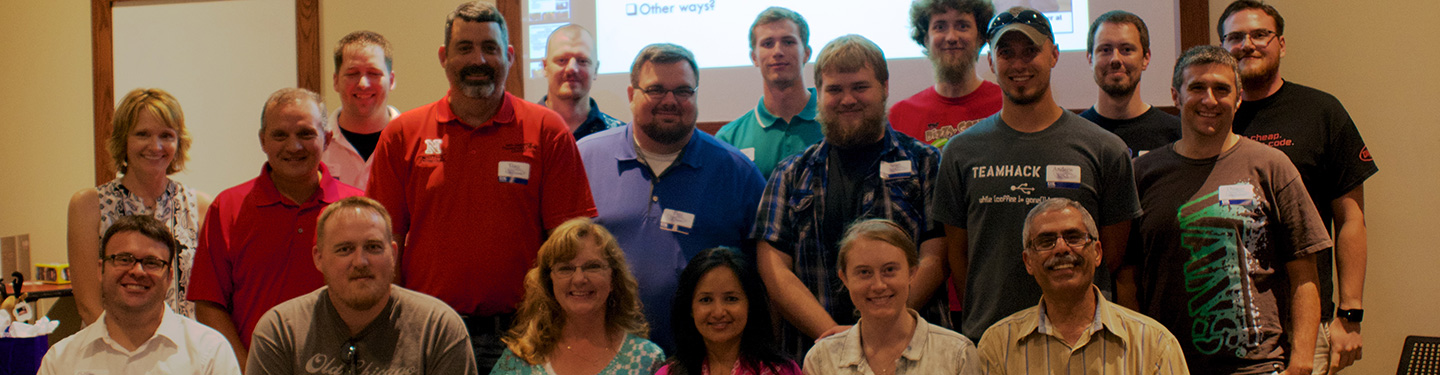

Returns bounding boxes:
[891,0,1002,149]
[188,88,364,369]
[364,2,596,372]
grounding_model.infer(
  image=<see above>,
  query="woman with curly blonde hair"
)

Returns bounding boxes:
[491,217,664,374]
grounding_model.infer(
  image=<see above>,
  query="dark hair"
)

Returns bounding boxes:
[629,43,699,87]
[333,30,393,72]
[909,0,995,51]
[1217,0,1284,37]
[1171,45,1240,91]
[1087,10,1150,55]
[749,7,810,50]
[666,247,791,375]
[445,1,509,50]
[101,214,178,265]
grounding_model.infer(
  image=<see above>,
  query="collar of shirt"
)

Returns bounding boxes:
[1026,285,1130,348]
[247,162,347,208]
[540,95,622,138]
[87,306,183,356]
[754,88,818,129]
[615,125,705,171]
[328,106,400,154]
[435,90,517,129]
[837,309,931,369]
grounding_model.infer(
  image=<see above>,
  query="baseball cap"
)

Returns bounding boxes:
[987,7,1055,48]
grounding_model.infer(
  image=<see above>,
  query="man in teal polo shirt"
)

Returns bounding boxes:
[715,7,823,178]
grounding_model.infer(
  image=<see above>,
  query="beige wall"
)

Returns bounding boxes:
[1207,0,1440,373]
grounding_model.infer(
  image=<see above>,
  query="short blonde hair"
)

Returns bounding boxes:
[109,88,192,175]
[813,34,888,89]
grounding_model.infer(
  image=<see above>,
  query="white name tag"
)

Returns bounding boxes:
[498,161,531,184]
[1046,165,1082,189]
[740,148,756,161]
[880,160,914,179]
[1218,183,1256,205]
[659,208,696,234]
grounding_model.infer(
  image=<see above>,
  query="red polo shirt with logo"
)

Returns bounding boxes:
[366,92,596,316]
[187,163,363,348]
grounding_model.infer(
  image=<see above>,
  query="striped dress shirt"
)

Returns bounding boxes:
[978,286,1189,375]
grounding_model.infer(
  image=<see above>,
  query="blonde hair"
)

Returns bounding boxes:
[109,88,192,175]
[836,218,919,272]
[502,217,649,365]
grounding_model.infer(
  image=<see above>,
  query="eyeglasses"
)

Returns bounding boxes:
[551,262,610,279]
[1222,29,1277,47]
[987,9,1053,41]
[103,253,170,272]
[343,340,359,375]
[1027,232,1095,252]
[636,86,697,100]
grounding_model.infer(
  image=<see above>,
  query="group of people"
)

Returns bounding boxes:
[44,0,1377,374]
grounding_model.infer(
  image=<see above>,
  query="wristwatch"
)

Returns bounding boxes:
[1336,308,1364,323]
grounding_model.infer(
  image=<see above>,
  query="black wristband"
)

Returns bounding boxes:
[1336,308,1364,323]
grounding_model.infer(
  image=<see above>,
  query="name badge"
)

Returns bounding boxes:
[880,160,914,179]
[1218,183,1256,205]
[498,161,530,184]
[1046,165,1082,189]
[740,148,756,162]
[659,208,695,235]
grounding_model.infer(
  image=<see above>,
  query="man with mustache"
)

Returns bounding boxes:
[189,88,364,369]
[576,43,765,351]
[889,0,1001,148]
[1219,2,1378,372]
[714,7,823,177]
[365,2,597,372]
[1079,10,1180,158]
[932,6,1141,344]
[1127,45,1327,375]
[323,31,400,190]
[538,24,623,141]
[40,215,241,374]
[979,198,1188,374]
[246,197,477,375]
[753,34,950,358]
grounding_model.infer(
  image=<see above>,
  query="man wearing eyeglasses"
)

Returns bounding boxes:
[978,198,1188,374]
[1218,2,1378,373]
[1128,45,1328,375]
[714,7,824,178]
[246,197,477,375]
[932,6,1141,344]
[754,34,951,359]
[41,215,241,374]
[575,43,765,351]
[189,88,365,370]
[1080,10,1181,158]
[364,3,596,371]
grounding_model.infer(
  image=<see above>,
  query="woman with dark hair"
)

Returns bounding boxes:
[491,217,664,374]
[659,247,799,375]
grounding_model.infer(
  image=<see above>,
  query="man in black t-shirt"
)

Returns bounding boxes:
[1079,10,1180,157]
[1219,2,1379,373]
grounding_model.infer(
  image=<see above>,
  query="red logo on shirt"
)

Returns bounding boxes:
[1359,147,1372,162]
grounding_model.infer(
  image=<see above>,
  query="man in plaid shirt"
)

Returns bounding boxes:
[752,34,951,359]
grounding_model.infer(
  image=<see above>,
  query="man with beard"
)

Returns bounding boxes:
[980,198,1187,374]
[715,7,823,177]
[246,197,477,375]
[189,88,364,369]
[365,2,597,372]
[1219,2,1378,372]
[40,215,240,374]
[323,31,400,190]
[576,43,765,351]
[933,6,1140,343]
[538,24,623,141]
[754,34,950,358]
[1128,45,1325,374]
[1079,10,1180,158]
[889,0,1001,147]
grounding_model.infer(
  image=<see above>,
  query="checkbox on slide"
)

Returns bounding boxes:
[626,4,637,15]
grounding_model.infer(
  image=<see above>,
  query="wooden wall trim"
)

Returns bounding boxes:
[297,0,321,93]
[497,0,524,98]
[91,0,116,186]
[1178,0,1211,51]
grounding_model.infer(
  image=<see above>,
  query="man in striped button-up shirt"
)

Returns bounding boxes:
[978,198,1187,374]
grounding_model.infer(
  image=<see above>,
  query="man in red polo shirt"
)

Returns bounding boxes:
[365,2,596,372]
[188,88,364,369]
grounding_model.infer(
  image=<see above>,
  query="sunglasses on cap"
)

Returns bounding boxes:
[987,9,1054,41]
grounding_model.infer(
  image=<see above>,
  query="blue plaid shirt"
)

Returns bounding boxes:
[751,127,950,356]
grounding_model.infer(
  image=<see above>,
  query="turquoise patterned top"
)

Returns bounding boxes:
[490,334,665,375]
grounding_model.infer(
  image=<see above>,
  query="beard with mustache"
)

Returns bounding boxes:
[820,104,887,149]
[636,102,694,146]
[457,64,499,99]
[932,49,979,85]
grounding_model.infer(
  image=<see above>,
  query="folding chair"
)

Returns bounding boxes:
[1398,335,1440,375]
